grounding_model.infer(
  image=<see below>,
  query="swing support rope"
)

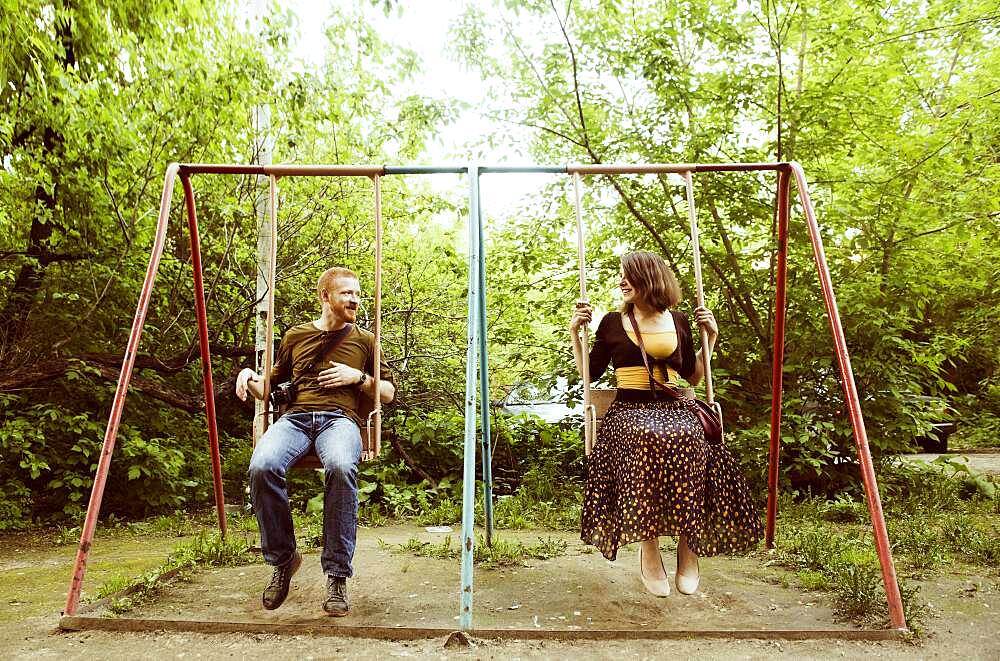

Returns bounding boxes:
[260,175,278,432]
[61,161,906,637]
[682,171,723,427]
[572,172,597,455]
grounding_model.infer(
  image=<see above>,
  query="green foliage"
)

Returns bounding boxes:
[0,0,458,527]
[0,395,211,525]
[453,0,1000,496]
[950,409,1000,449]
[3,0,1000,528]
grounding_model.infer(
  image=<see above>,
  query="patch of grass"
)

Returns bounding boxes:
[380,535,460,560]
[880,458,998,517]
[382,533,568,569]
[295,512,324,548]
[487,489,582,531]
[414,498,461,527]
[94,575,131,600]
[130,510,199,537]
[943,515,1000,567]
[93,530,257,616]
[832,562,884,623]
[360,503,390,527]
[492,496,530,530]
[796,569,829,590]
[819,495,868,524]
[478,536,525,568]
[54,525,82,546]
[227,511,258,533]
[888,519,946,572]
[169,529,254,567]
[775,522,925,631]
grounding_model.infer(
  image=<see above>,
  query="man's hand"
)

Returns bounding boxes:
[236,368,259,401]
[318,361,364,389]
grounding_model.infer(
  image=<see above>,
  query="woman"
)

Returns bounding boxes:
[570,251,760,596]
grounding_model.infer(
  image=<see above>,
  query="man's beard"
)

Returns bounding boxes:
[337,303,358,321]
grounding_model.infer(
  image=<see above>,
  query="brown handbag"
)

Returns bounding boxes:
[626,309,723,445]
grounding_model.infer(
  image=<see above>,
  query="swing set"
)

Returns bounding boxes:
[59,161,908,640]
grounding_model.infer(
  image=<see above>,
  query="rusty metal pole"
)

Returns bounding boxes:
[788,162,906,630]
[765,167,791,548]
[63,164,180,616]
[181,175,228,538]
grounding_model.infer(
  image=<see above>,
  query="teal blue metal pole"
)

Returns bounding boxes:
[459,163,480,632]
[475,167,495,546]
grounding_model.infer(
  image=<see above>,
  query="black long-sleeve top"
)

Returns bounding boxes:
[588,310,698,383]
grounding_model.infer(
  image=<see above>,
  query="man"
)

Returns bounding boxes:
[236,266,395,616]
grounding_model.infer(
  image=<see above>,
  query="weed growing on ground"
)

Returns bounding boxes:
[383,533,568,568]
[130,510,198,536]
[942,515,1000,567]
[774,516,936,632]
[379,536,459,560]
[168,530,255,567]
[415,497,462,527]
[488,489,581,531]
[360,503,390,527]
[93,530,257,616]
[94,575,131,600]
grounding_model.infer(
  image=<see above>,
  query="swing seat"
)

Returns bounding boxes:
[292,392,379,469]
[589,386,696,432]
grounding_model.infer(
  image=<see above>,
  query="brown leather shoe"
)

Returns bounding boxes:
[323,575,350,616]
[262,550,302,610]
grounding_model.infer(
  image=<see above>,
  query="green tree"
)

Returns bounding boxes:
[454,0,1000,491]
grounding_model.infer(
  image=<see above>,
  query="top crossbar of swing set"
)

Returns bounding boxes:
[61,159,908,641]
[175,162,789,176]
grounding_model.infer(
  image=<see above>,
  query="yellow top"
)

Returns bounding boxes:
[618,329,679,388]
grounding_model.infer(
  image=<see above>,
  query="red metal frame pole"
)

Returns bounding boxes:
[788,162,906,630]
[181,175,228,538]
[63,164,180,616]
[765,168,791,548]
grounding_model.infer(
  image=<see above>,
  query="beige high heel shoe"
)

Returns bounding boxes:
[675,535,700,595]
[638,544,671,597]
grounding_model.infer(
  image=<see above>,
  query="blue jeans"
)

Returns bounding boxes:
[248,411,361,577]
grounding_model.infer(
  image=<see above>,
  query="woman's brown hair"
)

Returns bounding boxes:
[619,251,682,313]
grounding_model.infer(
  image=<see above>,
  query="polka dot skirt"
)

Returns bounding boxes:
[581,399,762,560]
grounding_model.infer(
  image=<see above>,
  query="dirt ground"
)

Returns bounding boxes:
[2,524,998,660]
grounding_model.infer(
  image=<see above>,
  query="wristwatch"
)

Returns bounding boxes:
[358,372,368,386]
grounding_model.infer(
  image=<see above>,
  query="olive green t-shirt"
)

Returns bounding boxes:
[270,322,394,426]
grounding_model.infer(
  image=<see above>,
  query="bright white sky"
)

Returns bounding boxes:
[269,0,551,214]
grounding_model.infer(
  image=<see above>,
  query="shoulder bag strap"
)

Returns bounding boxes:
[626,309,684,401]
[297,323,355,384]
